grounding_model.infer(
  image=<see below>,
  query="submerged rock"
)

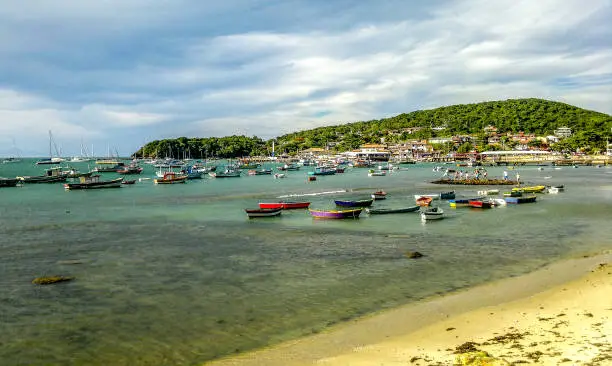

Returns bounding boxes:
[405,251,424,259]
[32,276,75,285]
[455,351,511,365]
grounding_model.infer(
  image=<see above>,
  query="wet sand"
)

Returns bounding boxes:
[205,251,611,365]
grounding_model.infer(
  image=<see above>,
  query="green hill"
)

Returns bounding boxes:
[275,98,611,154]
[135,98,611,158]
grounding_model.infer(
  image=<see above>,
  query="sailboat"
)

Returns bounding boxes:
[36,131,65,165]
[70,139,94,162]
[2,138,22,164]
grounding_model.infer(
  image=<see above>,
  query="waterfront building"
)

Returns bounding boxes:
[344,144,391,162]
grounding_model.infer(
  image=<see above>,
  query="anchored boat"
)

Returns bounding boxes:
[64,176,123,190]
[245,208,282,218]
[309,208,363,219]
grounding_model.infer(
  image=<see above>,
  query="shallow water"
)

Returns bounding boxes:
[1,160,611,365]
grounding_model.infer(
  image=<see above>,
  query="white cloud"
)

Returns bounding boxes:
[0,0,610,155]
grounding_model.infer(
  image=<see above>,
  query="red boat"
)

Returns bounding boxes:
[258,201,311,210]
[468,199,494,208]
[416,196,433,207]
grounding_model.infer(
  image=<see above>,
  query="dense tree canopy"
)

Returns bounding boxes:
[134,135,268,159]
[273,98,611,154]
[134,99,611,157]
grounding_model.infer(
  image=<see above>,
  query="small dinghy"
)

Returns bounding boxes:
[420,206,444,220]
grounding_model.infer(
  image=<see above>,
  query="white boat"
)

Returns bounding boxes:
[70,140,94,162]
[413,194,440,201]
[477,189,499,196]
[274,173,286,179]
[491,198,507,206]
[547,187,559,194]
[420,207,444,220]
[2,157,21,164]
[368,169,386,176]
[36,130,65,165]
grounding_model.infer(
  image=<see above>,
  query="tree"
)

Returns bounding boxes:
[457,142,473,153]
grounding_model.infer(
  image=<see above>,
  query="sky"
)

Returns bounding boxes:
[0,0,611,157]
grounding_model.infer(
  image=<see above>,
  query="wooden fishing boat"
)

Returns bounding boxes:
[334,199,374,207]
[18,167,67,183]
[277,163,300,171]
[365,206,419,215]
[182,168,203,179]
[439,191,456,199]
[311,166,336,175]
[248,169,272,175]
[62,168,93,179]
[413,194,439,201]
[477,189,499,196]
[209,168,241,178]
[504,195,537,204]
[468,199,494,208]
[308,208,363,219]
[117,165,143,175]
[64,176,123,190]
[0,177,21,187]
[449,198,468,208]
[154,172,188,184]
[245,208,282,218]
[94,160,125,172]
[371,190,387,200]
[416,196,433,207]
[420,207,444,220]
[258,201,311,210]
[335,167,346,173]
[512,185,546,193]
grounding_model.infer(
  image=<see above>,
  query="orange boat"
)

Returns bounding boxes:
[416,196,433,207]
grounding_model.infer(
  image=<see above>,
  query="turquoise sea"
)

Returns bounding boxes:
[1,159,611,365]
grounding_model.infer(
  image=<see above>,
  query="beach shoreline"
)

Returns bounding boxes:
[205,250,612,365]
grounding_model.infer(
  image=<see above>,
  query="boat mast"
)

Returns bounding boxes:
[48,130,52,159]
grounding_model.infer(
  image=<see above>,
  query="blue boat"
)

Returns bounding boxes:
[181,166,203,179]
[449,198,470,208]
[504,195,537,204]
[334,199,374,207]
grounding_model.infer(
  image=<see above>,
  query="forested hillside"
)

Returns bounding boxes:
[134,99,611,158]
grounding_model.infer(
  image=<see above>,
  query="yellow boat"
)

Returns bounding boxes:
[511,185,546,193]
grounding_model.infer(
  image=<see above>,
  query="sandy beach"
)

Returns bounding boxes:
[206,252,612,366]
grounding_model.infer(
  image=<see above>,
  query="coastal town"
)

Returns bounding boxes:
[248,125,612,167]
